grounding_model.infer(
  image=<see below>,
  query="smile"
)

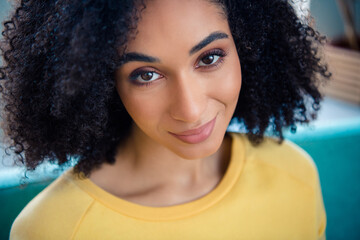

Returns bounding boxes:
[169,117,217,144]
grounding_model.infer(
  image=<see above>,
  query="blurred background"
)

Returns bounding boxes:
[0,0,359,239]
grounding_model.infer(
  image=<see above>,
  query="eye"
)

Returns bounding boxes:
[196,49,227,69]
[198,54,220,66]
[129,69,163,84]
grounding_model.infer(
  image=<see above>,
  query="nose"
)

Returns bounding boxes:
[169,73,206,123]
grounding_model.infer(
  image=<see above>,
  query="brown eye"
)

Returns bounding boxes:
[198,54,220,66]
[141,72,153,81]
[129,70,163,85]
[202,55,215,65]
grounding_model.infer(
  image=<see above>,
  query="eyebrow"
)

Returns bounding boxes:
[189,31,229,55]
[120,52,160,64]
[120,31,229,65]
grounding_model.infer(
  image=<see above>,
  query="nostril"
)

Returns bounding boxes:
[170,100,203,123]
[169,85,206,123]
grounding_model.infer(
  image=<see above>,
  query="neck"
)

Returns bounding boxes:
[89,124,232,203]
[114,125,231,187]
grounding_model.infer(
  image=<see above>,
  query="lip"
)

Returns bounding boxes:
[169,117,216,144]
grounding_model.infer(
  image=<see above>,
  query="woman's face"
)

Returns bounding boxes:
[115,0,241,159]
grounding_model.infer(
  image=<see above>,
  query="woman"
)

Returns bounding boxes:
[1,0,329,239]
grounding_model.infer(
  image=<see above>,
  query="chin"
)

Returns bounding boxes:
[167,131,225,160]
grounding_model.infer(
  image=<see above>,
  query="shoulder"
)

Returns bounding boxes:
[230,132,327,238]
[231,132,319,189]
[10,169,94,240]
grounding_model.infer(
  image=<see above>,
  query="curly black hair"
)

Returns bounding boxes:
[0,0,330,176]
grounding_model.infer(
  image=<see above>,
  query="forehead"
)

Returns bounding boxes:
[126,0,229,53]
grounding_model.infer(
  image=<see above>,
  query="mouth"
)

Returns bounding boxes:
[169,117,217,144]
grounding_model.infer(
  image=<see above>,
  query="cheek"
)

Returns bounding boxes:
[211,57,242,107]
[116,85,165,128]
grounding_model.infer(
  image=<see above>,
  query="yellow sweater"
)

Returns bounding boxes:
[10,133,326,239]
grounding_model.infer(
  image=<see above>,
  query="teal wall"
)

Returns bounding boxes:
[0,0,12,66]
[310,0,360,39]
[0,0,11,24]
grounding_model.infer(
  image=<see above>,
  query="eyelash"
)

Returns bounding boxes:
[129,48,227,87]
[196,49,227,69]
[129,68,162,87]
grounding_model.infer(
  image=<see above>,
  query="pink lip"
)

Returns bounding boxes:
[170,117,216,144]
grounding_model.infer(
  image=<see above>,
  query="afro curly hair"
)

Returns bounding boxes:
[0,0,330,176]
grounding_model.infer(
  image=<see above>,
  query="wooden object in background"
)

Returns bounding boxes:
[320,45,360,105]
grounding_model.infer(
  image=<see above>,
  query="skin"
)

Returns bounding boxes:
[90,0,242,207]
